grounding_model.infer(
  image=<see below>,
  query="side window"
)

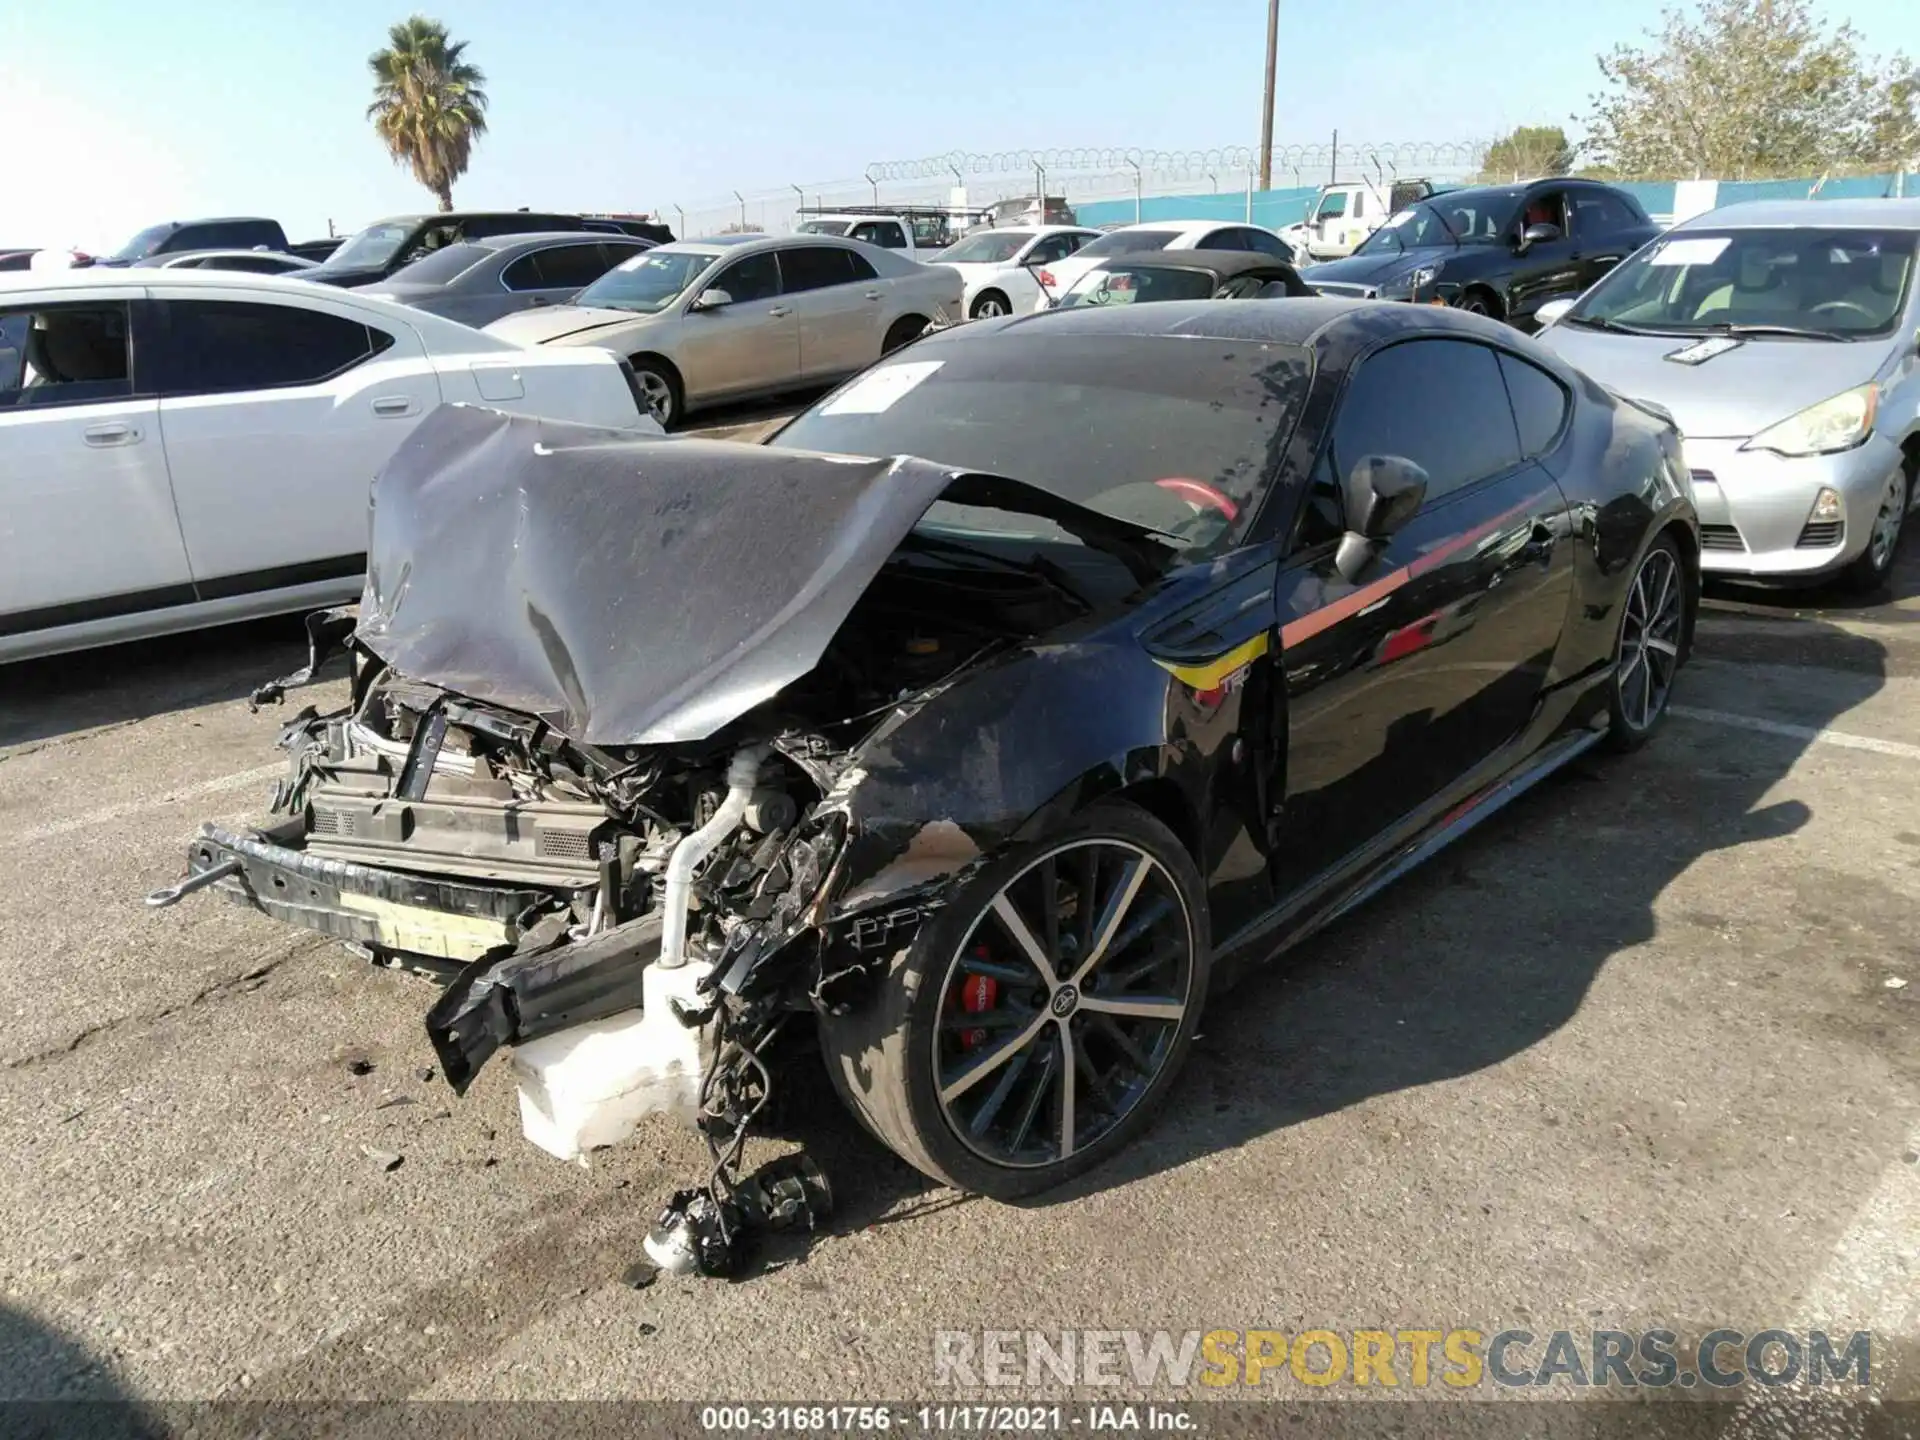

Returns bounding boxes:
[1296,446,1346,550]
[529,243,612,290]
[1328,340,1522,503]
[851,221,907,249]
[1498,352,1570,459]
[1216,276,1264,299]
[779,246,857,292]
[500,253,545,291]
[1199,229,1246,251]
[155,301,395,396]
[1026,234,1071,265]
[1571,189,1639,238]
[714,251,781,302]
[0,304,133,409]
[1518,191,1570,238]
[843,249,878,281]
[1242,229,1293,257]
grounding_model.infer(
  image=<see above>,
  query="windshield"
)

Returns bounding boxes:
[1313,192,1349,222]
[1568,227,1918,339]
[937,230,1034,265]
[320,222,414,270]
[1061,264,1217,308]
[797,220,853,237]
[1354,194,1516,255]
[1074,229,1180,259]
[109,224,175,262]
[574,248,718,313]
[385,243,491,286]
[769,335,1310,557]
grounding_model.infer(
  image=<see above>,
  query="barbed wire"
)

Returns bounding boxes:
[861,141,1496,183]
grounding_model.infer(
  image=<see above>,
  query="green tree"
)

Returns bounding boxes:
[367,16,490,212]
[1583,0,1917,178]
[1478,126,1574,181]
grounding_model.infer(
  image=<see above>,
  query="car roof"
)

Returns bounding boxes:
[140,248,306,261]
[1676,197,1920,230]
[1107,219,1230,234]
[467,230,647,252]
[360,211,579,227]
[1080,249,1299,279]
[934,294,1504,347]
[149,216,281,228]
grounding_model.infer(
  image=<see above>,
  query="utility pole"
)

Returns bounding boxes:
[1258,0,1279,191]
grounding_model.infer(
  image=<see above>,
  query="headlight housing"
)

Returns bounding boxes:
[1741,383,1879,457]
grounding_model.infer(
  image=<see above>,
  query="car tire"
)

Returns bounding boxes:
[1837,463,1911,594]
[882,316,929,355]
[628,356,683,430]
[1603,532,1690,752]
[818,801,1211,1200]
[970,291,1011,320]
[1456,289,1503,320]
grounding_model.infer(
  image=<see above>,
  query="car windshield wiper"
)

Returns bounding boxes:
[1560,314,1688,337]
[1704,322,1846,341]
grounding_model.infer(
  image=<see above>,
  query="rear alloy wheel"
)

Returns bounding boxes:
[1838,466,1909,593]
[970,291,1011,320]
[628,358,682,430]
[1605,534,1688,750]
[1456,291,1499,319]
[819,804,1209,1199]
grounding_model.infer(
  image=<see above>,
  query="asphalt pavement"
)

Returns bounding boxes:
[2,496,1916,1432]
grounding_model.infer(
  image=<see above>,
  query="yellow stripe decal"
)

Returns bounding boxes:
[1153,632,1271,691]
[335,894,512,962]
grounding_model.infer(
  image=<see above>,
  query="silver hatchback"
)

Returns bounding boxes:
[1539,199,1920,589]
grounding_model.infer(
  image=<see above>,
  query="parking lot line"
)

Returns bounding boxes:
[1670,705,1920,762]
[3,762,282,849]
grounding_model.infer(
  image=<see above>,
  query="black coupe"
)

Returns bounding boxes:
[159,299,1698,1208]
[1304,179,1663,329]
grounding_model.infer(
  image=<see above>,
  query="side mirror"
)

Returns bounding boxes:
[1517,222,1562,251]
[689,288,733,312]
[1334,455,1428,582]
[1535,297,1576,328]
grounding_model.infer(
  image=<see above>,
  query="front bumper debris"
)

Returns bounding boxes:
[149,822,547,961]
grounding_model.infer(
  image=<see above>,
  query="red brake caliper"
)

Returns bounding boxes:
[958,949,999,1049]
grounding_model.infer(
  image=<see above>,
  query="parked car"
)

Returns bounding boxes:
[99,217,291,265]
[1303,179,1662,329]
[986,194,1079,228]
[304,212,614,288]
[288,237,346,264]
[363,232,657,328]
[484,234,964,428]
[1278,177,1439,261]
[130,249,318,275]
[793,209,952,258]
[1049,250,1313,308]
[929,226,1101,318]
[1029,220,1298,309]
[1536,198,1919,591]
[160,298,1696,1214]
[579,216,677,244]
[0,269,655,663]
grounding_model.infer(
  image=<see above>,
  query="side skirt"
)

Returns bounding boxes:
[1216,721,1607,977]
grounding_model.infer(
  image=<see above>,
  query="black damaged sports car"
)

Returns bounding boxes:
[156,298,1698,1210]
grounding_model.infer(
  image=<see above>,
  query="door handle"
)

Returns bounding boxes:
[864,290,882,301]
[768,305,792,318]
[83,422,139,447]
[371,395,417,417]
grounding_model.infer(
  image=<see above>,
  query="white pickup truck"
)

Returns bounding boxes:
[1279,178,1438,261]
[793,211,951,260]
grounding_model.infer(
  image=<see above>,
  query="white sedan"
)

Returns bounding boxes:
[1014,219,1298,310]
[927,225,1100,318]
[0,268,656,663]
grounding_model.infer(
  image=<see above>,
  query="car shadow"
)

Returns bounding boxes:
[0,1301,160,1437]
[0,614,319,754]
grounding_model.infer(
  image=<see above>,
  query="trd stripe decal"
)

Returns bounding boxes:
[1152,632,1271,690]
[1279,493,1541,650]
[0,553,364,639]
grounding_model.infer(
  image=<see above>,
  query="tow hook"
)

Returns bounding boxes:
[145,857,243,908]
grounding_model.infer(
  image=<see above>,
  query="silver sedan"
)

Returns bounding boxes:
[360,232,655,328]
[485,234,964,428]
[1539,198,1919,590]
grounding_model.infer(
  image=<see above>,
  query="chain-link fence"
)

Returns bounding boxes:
[661,138,1915,239]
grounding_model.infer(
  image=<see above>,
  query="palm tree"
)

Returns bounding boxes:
[366,16,489,212]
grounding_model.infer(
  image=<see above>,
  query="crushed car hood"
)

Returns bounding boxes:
[356,405,1163,747]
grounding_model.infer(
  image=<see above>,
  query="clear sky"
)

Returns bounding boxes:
[2,0,1911,252]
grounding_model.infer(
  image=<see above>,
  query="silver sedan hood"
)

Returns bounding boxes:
[483,305,649,346]
[1539,326,1888,440]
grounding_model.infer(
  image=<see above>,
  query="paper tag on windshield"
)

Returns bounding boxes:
[1664,336,1743,366]
[820,360,943,415]
[1649,237,1731,267]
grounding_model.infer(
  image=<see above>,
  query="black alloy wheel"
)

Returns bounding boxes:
[1606,534,1687,749]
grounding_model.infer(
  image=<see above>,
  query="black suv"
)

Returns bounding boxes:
[305,212,638,288]
[100,217,291,266]
[1302,179,1661,329]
